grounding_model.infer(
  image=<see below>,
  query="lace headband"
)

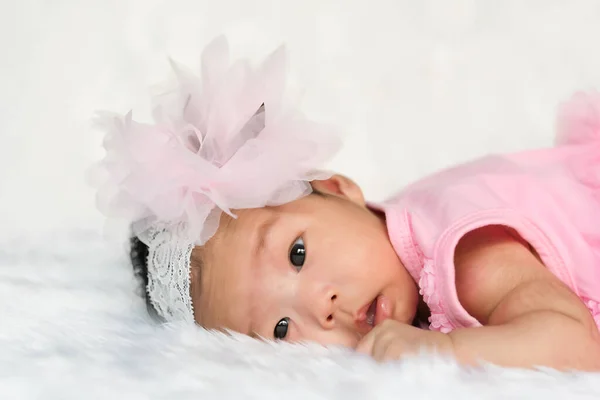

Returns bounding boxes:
[90,36,342,322]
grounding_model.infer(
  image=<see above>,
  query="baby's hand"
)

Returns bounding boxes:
[355,320,453,362]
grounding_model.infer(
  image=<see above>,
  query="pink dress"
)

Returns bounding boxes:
[375,92,600,333]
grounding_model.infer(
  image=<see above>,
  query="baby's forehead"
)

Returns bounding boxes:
[215,195,318,246]
[210,208,272,247]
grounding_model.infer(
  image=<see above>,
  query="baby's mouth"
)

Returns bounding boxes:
[365,298,377,327]
[355,295,392,333]
[355,297,376,333]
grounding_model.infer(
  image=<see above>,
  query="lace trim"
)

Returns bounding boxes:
[145,222,195,323]
[418,258,455,333]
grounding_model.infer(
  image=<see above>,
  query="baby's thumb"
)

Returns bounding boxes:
[355,332,375,355]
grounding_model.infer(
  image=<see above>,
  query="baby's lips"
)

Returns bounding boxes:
[374,295,392,326]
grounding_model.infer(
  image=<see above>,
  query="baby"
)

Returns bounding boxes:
[93,36,600,371]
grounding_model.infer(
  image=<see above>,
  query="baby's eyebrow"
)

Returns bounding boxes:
[254,215,278,259]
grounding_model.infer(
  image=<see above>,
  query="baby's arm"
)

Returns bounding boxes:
[449,225,600,370]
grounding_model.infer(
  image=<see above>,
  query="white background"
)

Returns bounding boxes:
[3,0,600,238]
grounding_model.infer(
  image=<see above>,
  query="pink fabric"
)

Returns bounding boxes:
[89,36,341,246]
[377,91,600,333]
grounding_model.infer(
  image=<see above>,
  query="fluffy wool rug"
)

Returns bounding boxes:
[2,231,600,399]
[3,0,600,398]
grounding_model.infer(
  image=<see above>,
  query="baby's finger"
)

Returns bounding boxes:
[355,331,377,354]
[373,339,402,362]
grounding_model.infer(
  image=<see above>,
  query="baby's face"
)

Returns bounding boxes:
[193,176,418,348]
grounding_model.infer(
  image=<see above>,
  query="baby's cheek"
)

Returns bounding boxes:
[294,320,360,348]
[313,332,359,349]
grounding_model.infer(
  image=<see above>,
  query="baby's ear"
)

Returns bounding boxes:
[311,175,365,206]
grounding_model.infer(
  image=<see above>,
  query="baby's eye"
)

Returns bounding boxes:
[289,237,306,271]
[274,317,289,340]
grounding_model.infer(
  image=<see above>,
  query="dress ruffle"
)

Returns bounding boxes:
[418,259,456,333]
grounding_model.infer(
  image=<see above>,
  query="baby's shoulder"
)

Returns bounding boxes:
[453,225,549,324]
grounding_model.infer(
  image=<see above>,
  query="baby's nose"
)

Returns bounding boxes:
[312,287,338,329]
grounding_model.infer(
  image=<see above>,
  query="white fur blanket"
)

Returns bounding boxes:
[2,232,600,399]
[2,1,600,398]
